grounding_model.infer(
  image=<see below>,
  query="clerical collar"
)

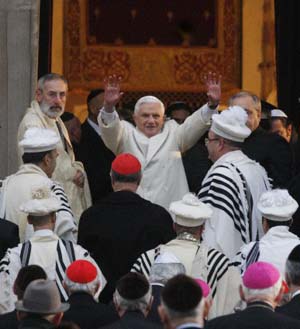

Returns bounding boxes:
[177,323,202,329]
[292,290,300,298]
[177,232,199,243]
[246,300,274,312]
[87,118,101,136]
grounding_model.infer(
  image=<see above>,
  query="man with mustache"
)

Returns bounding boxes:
[17,73,91,223]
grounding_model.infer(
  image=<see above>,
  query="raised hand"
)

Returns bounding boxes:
[103,75,124,112]
[203,72,222,108]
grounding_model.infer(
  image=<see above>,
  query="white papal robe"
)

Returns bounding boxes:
[0,230,106,314]
[98,105,214,210]
[233,226,300,276]
[17,101,91,222]
[198,150,271,259]
[131,238,241,319]
[0,164,77,243]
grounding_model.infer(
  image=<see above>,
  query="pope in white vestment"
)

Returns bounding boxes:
[98,75,221,209]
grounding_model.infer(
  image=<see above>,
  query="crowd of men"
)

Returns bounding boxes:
[0,72,300,329]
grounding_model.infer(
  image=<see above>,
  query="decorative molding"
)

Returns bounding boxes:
[64,0,241,97]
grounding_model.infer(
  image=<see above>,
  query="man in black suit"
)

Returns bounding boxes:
[76,89,115,204]
[0,265,46,329]
[158,274,207,329]
[148,257,186,324]
[0,219,19,260]
[100,273,161,329]
[229,91,293,188]
[78,153,175,303]
[277,245,300,320]
[206,261,300,329]
[62,260,118,329]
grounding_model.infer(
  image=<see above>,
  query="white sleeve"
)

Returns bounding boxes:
[175,104,215,153]
[0,247,21,314]
[52,183,78,243]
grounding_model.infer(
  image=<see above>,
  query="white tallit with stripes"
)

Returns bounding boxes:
[0,164,77,242]
[198,150,271,259]
[131,238,241,319]
[0,230,106,314]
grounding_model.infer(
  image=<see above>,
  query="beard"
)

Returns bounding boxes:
[40,101,64,119]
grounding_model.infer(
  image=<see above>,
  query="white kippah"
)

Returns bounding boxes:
[134,95,165,114]
[20,181,61,216]
[169,193,212,227]
[19,127,60,153]
[211,106,251,142]
[257,189,298,221]
[271,109,288,118]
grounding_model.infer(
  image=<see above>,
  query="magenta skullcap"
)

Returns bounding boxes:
[195,279,211,298]
[243,261,280,289]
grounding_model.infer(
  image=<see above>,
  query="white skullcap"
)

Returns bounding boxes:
[271,109,288,118]
[154,252,181,264]
[169,193,212,227]
[19,127,60,153]
[134,95,165,114]
[257,189,298,221]
[211,106,251,142]
[20,182,61,216]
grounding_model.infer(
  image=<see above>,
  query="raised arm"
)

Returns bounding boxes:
[176,72,222,152]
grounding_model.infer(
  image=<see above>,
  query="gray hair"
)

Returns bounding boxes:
[114,287,152,312]
[37,73,68,91]
[64,275,100,296]
[241,278,282,300]
[161,299,204,320]
[149,263,186,285]
[134,96,165,115]
[286,260,300,285]
[228,91,261,113]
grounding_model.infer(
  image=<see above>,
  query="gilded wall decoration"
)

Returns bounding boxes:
[64,0,241,105]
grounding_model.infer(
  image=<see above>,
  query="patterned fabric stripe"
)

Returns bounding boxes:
[245,242,260,269]
[199,165,249,243]
[207,248,229,297]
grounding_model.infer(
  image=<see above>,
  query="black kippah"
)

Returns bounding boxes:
[288,245,300,262]
[60,112,75,122]
[161,274,202,312]
[116,272,149,300]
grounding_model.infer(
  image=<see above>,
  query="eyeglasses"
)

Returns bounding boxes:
[204,137,220,146]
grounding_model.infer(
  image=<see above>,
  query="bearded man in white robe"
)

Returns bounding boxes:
[198,106,271,259]
[17,73,91,222]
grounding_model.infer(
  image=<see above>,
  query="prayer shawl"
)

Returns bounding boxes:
[198,150,271,259]
[98,105,213,210]
[17,101,91,222]
[0,164,77,242]
[131,238,241,319]
[0,230,106,314]
[233,226,300,276]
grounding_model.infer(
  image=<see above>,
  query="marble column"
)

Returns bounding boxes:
[0,0,40,177]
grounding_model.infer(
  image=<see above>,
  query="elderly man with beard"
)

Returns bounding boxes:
[17,73,91,223]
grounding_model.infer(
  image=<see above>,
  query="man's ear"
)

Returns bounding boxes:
[52,312,63,326]
[239,285,245,301]
[36,88,43,102]
[158,305,168,325]
[203,298,212,319]
[274,284,285,306]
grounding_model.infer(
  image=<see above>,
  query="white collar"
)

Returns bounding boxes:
[87,118,101,136]
[33,229,54,237]
[292,290,300,298]
[177,323,202,329]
